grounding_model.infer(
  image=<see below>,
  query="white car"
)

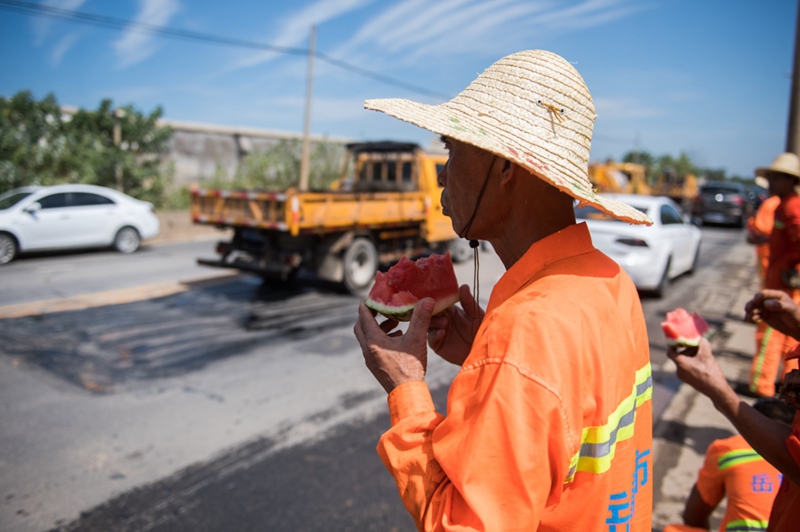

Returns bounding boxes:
[0,184,160,264]
[576,194,702,297]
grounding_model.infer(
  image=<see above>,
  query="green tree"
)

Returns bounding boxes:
[0,91,172,205]
[0,90,68,190]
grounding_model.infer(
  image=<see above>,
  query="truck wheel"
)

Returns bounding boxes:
[448,238,472,263]
[343,238,378,295]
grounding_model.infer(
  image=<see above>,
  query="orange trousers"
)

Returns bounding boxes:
[749,319,799,397]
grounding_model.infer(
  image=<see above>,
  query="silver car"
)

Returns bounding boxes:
[575,194,703,297]
[0,184,160,264]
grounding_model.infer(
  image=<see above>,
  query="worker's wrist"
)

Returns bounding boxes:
[387,381,433,425]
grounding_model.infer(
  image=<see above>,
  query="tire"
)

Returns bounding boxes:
[448,238,473,263]
[343,237,378,295]
[654,257,671,298]
[0,232,18,265]
[114,226,141,254]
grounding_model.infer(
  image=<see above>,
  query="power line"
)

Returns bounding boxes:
[0,0,451,100]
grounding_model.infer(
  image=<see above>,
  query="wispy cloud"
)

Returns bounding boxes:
[233,0,375,70]
[333,0,646,62]
[113,0,182,68]
[32,0,87,45]
[50,31,81,65]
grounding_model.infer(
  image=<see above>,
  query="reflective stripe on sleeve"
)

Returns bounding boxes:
[717,449,764,470]
[565,363,653,482]
[725,519,769,531]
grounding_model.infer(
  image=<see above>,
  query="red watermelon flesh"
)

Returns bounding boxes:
[365,252,460,321]
[661,308,712,347]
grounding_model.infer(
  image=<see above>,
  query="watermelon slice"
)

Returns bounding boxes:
[365,252,460,321]
[661,308,713,348]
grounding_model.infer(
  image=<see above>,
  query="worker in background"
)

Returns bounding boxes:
[746,153,800,398]
[354,50,654,531]
[668,289,800,532]
[662,397,795,532]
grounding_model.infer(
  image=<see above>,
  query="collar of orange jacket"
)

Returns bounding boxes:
[487,222,594,314]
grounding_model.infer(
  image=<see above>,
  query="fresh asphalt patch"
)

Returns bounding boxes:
[0,277,360,394]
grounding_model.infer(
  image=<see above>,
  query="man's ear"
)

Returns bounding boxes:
[499,159,525,185]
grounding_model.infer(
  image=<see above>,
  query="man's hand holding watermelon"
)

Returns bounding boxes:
[354,299,436,394]
[427,284,485,366]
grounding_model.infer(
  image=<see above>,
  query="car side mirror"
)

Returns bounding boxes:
[25,202,42,213]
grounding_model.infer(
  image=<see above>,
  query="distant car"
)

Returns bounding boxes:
[0,184,160,264]
[690,182,753,227]
[576,194,702,297]
[745,184,769,212]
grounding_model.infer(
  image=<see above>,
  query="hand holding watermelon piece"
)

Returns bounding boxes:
[661,308,714,354]
[365,252,461,321]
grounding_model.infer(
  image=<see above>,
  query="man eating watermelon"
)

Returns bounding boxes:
[353,50,655,531]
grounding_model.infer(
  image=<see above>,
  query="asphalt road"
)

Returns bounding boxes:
[0,226,748,532]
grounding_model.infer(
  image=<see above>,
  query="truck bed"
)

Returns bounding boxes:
[190,188,430,236]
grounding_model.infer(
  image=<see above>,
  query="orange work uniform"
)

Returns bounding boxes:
[765,411,800,532]
[750,193,800,397]
[748,195,780,285]
[379,223,653,531]
[697,435,779,531]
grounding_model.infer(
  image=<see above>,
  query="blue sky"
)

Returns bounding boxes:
[0,0,797,178]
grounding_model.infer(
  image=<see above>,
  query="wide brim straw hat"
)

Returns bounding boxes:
[364,49,652,225]
[755,152,800,180]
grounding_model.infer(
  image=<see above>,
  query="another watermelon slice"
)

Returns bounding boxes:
[661,308,713,348]
[365,252,460,321]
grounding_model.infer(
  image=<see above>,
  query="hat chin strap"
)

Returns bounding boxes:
[456,156,496,338]
[458,155,497,242]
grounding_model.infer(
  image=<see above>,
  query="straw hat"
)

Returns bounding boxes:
[364,50,652,225]
[756,152,800,180]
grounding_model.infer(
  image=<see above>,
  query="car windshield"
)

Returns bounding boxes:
[0,191,33,210]
[575,203,648,221]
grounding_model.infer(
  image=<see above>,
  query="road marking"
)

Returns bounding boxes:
[0,272,240,319]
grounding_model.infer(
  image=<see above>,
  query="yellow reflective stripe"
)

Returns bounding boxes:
[726,518,768,531]
[718,449,764,470]
[565,363,652,482]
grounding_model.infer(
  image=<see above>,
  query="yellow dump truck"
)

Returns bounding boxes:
[651,170,699,206]
[588,161,650,195]
[190,141,470,293]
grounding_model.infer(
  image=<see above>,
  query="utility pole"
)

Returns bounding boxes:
[787,0,800,155]
[113,108,125,192]
[298,25,316,192]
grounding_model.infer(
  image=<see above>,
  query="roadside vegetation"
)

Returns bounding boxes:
[1,90,174,207]
[1,91,347,210]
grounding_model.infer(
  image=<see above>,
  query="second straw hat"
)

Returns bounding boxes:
[364,50,652,225]
[756,152,800,180]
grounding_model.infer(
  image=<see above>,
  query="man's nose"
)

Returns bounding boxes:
[437,161,448,187]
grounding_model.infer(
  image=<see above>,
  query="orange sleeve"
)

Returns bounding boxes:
[753,196,779,236]
[694,440,725,507]
[377,361,568,531]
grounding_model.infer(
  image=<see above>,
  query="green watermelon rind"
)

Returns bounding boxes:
[365,291,460,322]
[662,320,715,348]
